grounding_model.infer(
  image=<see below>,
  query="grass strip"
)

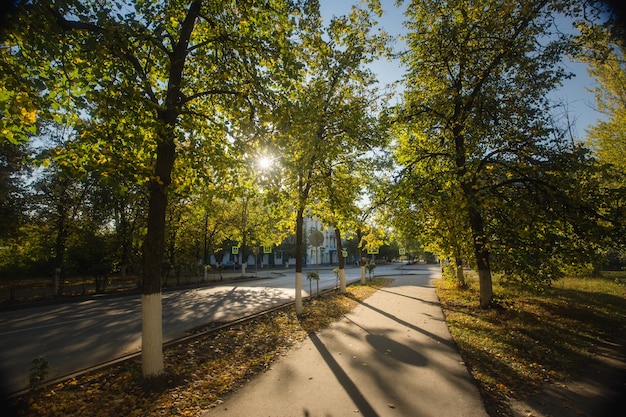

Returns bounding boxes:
[9,278,391,417]
[436,271,626,417]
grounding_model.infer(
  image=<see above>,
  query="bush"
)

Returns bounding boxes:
[29,356,50,391]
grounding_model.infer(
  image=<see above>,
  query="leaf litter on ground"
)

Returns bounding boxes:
[9,278,391,417]
[436,272,626,417]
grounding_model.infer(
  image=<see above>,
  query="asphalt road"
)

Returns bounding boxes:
[0,264,405,394]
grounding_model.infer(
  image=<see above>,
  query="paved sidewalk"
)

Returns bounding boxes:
[202,266,488,417]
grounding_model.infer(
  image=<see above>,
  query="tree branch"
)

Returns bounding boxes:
[49,6,161,105]
[182,89,242,104]
[50,8,104,33]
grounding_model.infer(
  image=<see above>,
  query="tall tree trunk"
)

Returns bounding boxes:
[54,215,67,297]
[141,136,175,378]
[454,248,466,286]
[454,116,493,307]
[48,0,202,381]
[203,212,209,266]
[116,201,131,280]
[334,228,346,294]
[356,229,366,284]
[294,206,304,314]
[467,206,493,308]
[139,0,201,377]
[240,197,249,277]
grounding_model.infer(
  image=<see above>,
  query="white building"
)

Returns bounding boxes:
[303,215,338,265]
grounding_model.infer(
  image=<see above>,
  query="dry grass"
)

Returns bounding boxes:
[436,271,626,417]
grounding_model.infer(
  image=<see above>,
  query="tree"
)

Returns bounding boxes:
[386,155,472,285]
[316,162,364,293]
[574,22,626,261]
[579,28,626,171]
[62,114,151,281]
[0,139,29,239]
[31,136,97,295]
[395,0,596,307]
[270,0,389,313]
[311,69,390,291]
[6,0,303,378]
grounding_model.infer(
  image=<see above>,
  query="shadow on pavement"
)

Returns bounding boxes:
[309,332,381,417]
[354,298,456,349]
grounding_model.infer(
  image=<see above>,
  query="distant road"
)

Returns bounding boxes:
[0,263,434,393]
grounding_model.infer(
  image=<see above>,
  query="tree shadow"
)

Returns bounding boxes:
[377,287,441,307]
[309,332,381,417]
[353,298,456,349]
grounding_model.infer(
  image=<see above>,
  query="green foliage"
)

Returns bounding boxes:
[306,271,320,296]
[575,23,626,253]
[2,0,620,320]
[255,0,392,314]
[2,0,309,376]
[391,0,613,297]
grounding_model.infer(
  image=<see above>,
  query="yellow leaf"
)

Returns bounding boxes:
[20,107,37,123]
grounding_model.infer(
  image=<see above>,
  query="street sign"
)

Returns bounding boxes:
[309,230,324,247]
[263,246,272,254]
[342,249,348,258]
[232,246,239,255]
[399,248,406,255]
[367,247,379,255]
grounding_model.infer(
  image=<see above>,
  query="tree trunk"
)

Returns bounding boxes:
[468,206,493,308]
[46,0,202,381]
[54,205,68,297]
[116,201,131,281]
[355,228,366,284]
[240,197,249,277]
[203,212,209,266]
[138,0,201,377]
[454,256,465,286]
[335,228,346,294]
[141,292,163,377]
[294,206,304,315]
[455,118,492,307]
[141,137,175,378]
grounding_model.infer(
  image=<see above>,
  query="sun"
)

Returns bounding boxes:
[258,156,273,170]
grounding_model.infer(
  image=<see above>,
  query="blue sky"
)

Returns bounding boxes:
[319,0,606,140]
